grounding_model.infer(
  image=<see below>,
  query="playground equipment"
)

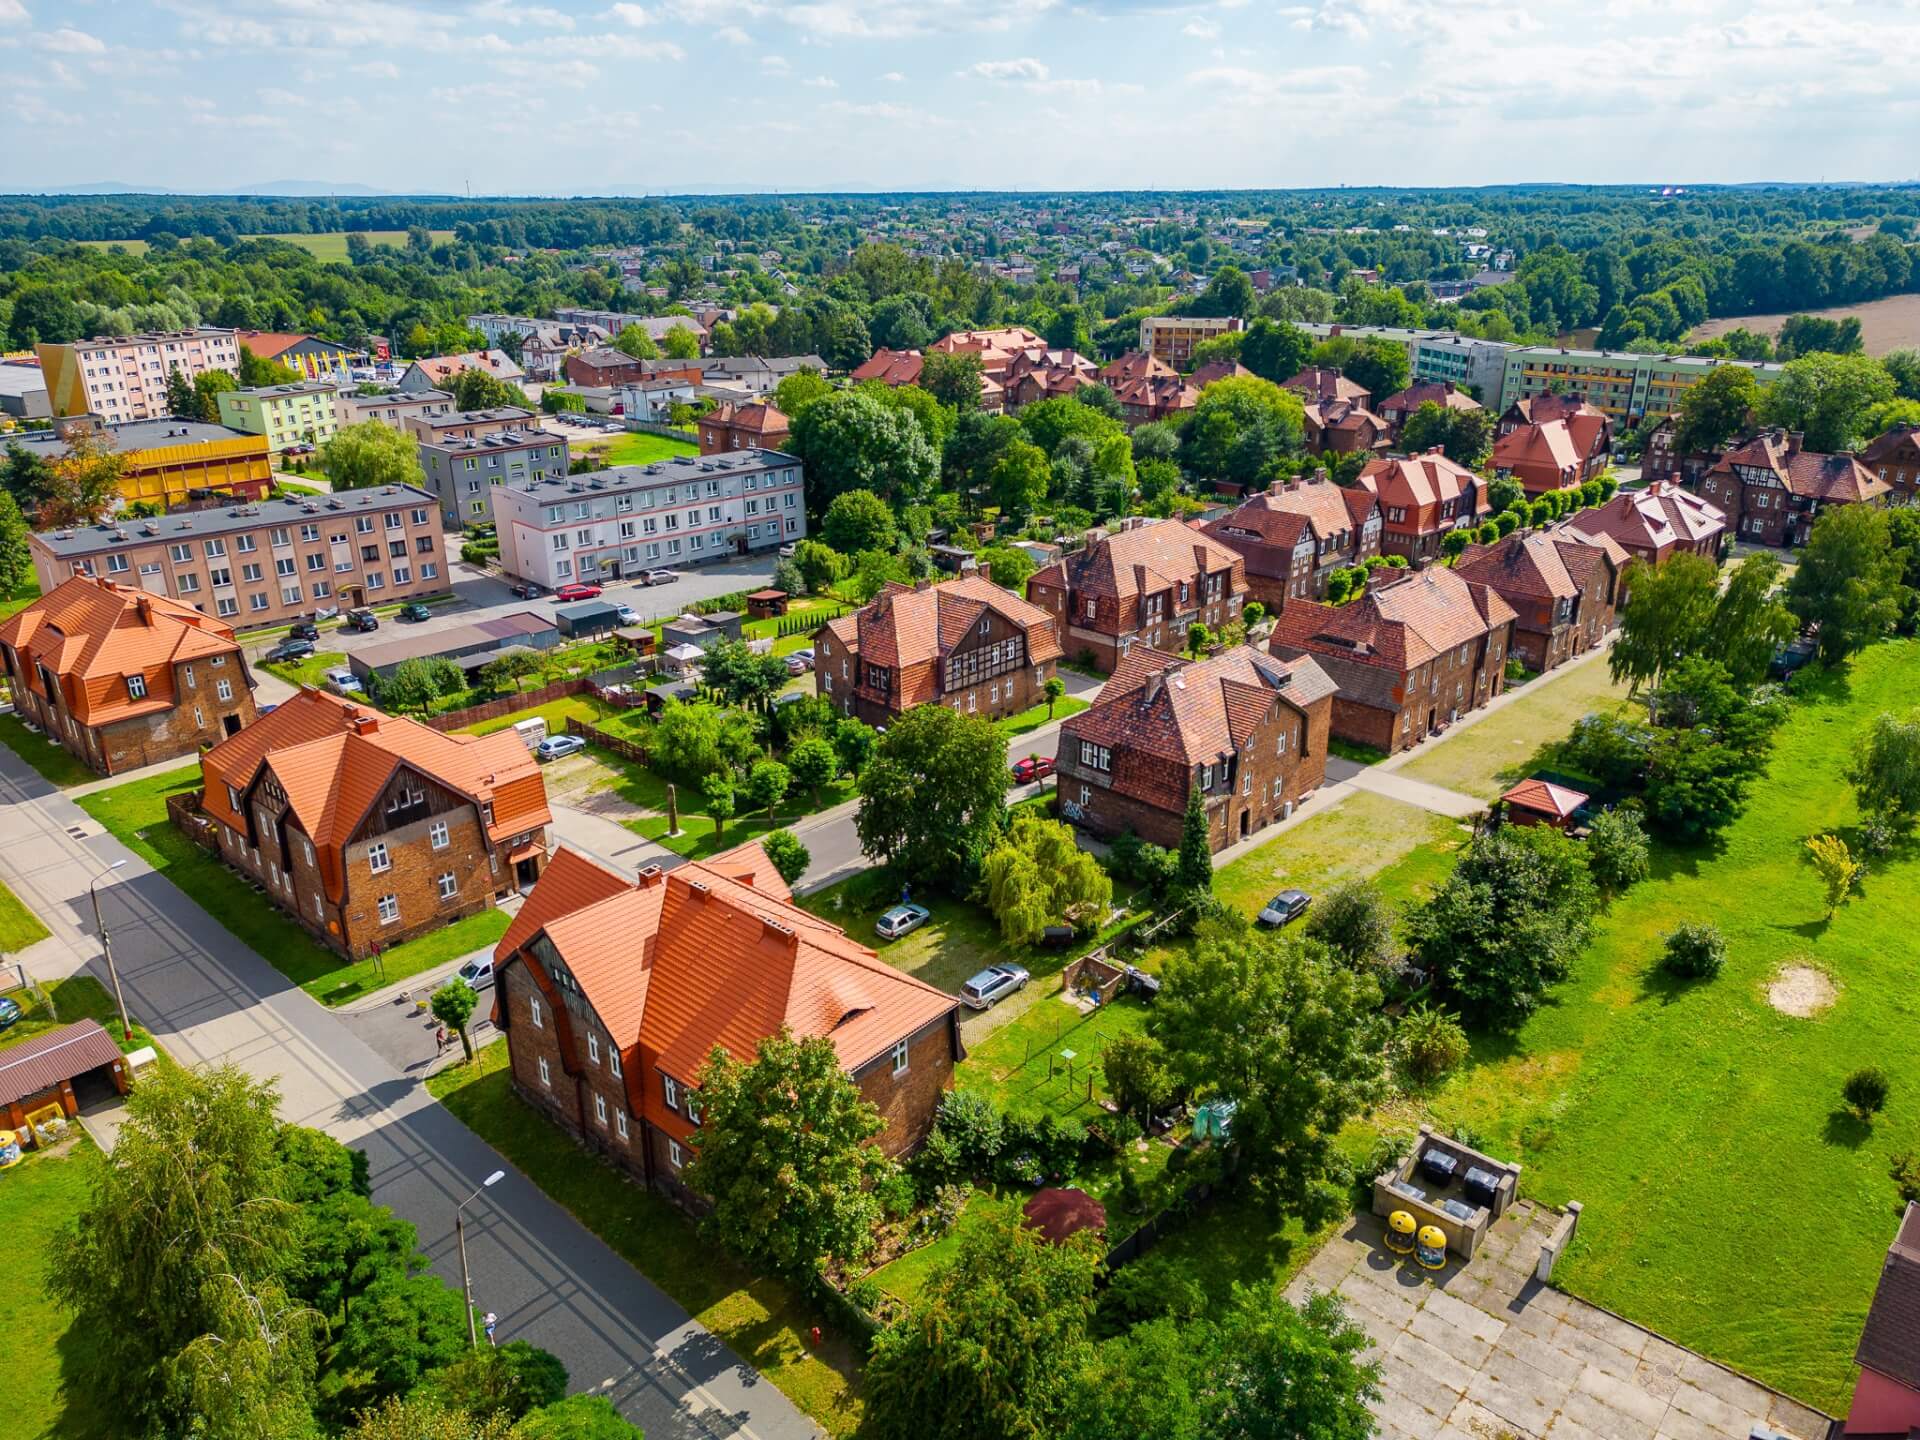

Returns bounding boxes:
[1387,1210,1417,1255]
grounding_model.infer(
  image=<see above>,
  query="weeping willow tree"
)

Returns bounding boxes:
[980,815,1112,946]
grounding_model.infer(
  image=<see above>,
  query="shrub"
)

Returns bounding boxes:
[1661,922,1726,979]
[1584,807,1650,893]
[1361,1133,1412,1180]
[1394,1004,1470,1085]
[874,1166,916,1221]
[1100,1113,1144,1152]
[932,1090,1004,1172]
[1846,1067,1893,1120]
[1892,1151,1920,1207]
[1304,879,1397,973]
[1098,1255,1206,1330]
[909,1128,963,1194]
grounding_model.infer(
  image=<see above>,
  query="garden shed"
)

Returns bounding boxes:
[555,600,624,640]
[745,589,789,620]
[0,1019,129,1131]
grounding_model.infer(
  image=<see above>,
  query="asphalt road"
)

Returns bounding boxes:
[0,750,820,1440]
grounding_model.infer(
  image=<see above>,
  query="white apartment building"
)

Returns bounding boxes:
[491,450,805,588]
[37,328,243,423]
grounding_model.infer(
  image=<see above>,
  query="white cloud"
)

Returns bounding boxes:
[606,2,650,25]
[714,23,751,42]
[0,0,28,24]
[355,60,400,78]
[966,56,1049,80]
[39,26,105,53]
[1182,16,1218,37]
[257,86,308,106]
[760,53,790,70]
[882,69,905,81]
[493,56,599,86]
[803,73,837,87]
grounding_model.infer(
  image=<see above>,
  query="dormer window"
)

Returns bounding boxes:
[126,674,147,699]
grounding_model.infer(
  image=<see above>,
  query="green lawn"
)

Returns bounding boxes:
[597,431,699,467]
[0,1140,114,1440]
[457,693,621,738]
[0,714,100,789]
[958,988,1153,1125]
[995,696,1088,741]
[0,877,50,952]
[0,570,41,619]
[868,1193,1011,1308]
[1396,654,1635,801]
[0,975,154,1056]
[76,236,150,255]
[427,1045,865,1436]
[238,229,455,260]
[1410,641,1920,1412]
[76,766,514,1005]
[259,649,346,689]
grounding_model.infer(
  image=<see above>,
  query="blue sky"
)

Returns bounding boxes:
[3,0,1917,195]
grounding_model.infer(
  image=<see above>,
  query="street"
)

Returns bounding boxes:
[0,750,821,1440]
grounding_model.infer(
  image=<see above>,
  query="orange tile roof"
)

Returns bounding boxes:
[841,574,1062,700]
[0,574,245,727]
[1269,567,1516,675]
[1568,481,1724,554]
[1099,351,1178,387]
[1501,777,1587,819]
[199,687,550,899]
[702,400,788,434]
[1284,367,1370,406]
[1493,419,1584,478]
[234,331,313,360]
[1357,451,1483,513]
[851,348,924,386]
[1028,518,1245,619]
[1206,480,1372,556]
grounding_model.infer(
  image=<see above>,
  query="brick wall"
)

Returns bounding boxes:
[338,804,503,958]
[855,1014,958,1157]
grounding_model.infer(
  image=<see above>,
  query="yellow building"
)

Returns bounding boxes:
[11,417,273,509]
[1139,314,1245,369]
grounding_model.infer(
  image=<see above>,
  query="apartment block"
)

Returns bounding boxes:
[1500,347,1784,423]
[31,484,450,629]
[37,328,243,423]
[490,450,805,589]
[420,428,570,529]
[403,406,540,445]
[336,388,457,432]
[1296,324,1516,407]
[5,416,272,509]
[216,381,340,452]
[1139,314,1244,368]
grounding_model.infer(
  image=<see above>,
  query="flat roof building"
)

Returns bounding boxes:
[4,416,272,509]
[216,380,340,453]
[419,426,570,530]
[337,388,457,432]
[348,611,557,680]
[36,327,242,424]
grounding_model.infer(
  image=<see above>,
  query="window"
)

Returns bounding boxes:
[610,1046,622,1078]
[1078,741,1111,772]
[538,1055,551,1087]
[615,1110,629,1140]
[235,533,257,553]
[686,1091,702,1125]
[437,872,457,900]
[204,538,226,558]
[530,995,543,1028]
[217,597,238,617]
[663,1074,679,1111]
[170,543,192,564]
[215,678,233,701]
[588,1031,600,1064]
[177,572,201,594]
[242,562,263,582]
[356,516,374,534]
[269,527,290,548]
[126,673,147,699]
[593,1092,608,1126]
[367,841,391,873]
[430,820,449,849]
[1201,764,1214,790]
[377,893,399,924]
[668,1140,683,1169]
[226,783,242,810]
[892,1039,910,1076]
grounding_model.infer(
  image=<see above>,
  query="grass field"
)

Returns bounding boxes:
[995,695,1088,740]
[0,1140,113,1440]
[0,714,100,789]
[75,237,149,255]
[0,876,51,953]
[76,765,511,1005]
[241,229,455,260]
[0,975,154,1056]
[259,649,346,689]
[427,1044,865,1436]
[0,571,41,620]
[1395,654,1635,801]
[595,432,699,467]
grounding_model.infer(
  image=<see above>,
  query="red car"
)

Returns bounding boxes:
[554,582,603,601]
[1011,755,1055,784]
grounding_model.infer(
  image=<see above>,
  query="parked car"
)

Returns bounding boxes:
[1011,755,1055,784]
[1257,888,1312,928]
[785,654,810,676]
[510,581,544,600]
[0,995,21,1032]
[615,605,641,626]
[790,647,815,666]
[323,667,364,697]
[344,608,379,633]
[960,962,1030,1009]
[535,734,587,762]
[397,602,431,623]
[264,638,315,664]
[456,956,495,991]
[778,543,797,558]
[1038,925,1077,949]
[554,582,603,601]
[640,569,679,586]
[875,903,931,941]
[288,620,321,642]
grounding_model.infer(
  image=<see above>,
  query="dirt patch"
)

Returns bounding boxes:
[1690,293,1920,356]
[1767,963,1836,1018]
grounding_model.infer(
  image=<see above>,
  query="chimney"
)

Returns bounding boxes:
[350,713,379,735]
[1145,670,1165,705]
[636,864,665,889]
[134,596,153,626]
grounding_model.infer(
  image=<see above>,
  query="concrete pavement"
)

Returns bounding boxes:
[0,751,821,1440]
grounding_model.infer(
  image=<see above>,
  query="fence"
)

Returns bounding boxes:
[166,788,220,854]
[565,716,650,765]
[423,677,594,732]
[770,602,849,639]
[621,419,698,441]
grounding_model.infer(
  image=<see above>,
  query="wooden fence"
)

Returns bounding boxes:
[424,677,594,733]
[166,788,221,855]
[565,716,650,765]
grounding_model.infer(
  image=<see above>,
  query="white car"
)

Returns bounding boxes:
[875,903,931,940]
[324,667,363,697]
[535,734,587,762]
[615,605,641,626]
[456,956,495,990]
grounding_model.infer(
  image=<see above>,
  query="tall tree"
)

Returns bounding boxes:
[920,351,986,410]
[684,1028,890,1283]
[0,491,31,597]
[1339,337,1410,400]
[988,440,1051,524]
[1176,784,1213,891]
[660,324,701,360]
[165,364,197,419]
[1609,553,1719,704]
[821,488,898,554]
[1760,352,1896,452]
[194,368,238,423]
[1787,504,1906,663]
[980,815,1114,945]
[1848,709,1920,829]
[855,704,1007,885]
[321,420,420,492]
[612,324,659,360]
[1673,363,1758,454]
[239,345,302,387]
[770,366,832,419]
[1156,928,1386,1216]
[1703,552,1797,687]
[40,426,128,528]
[431,978,479,1062]
[789,390,938,511]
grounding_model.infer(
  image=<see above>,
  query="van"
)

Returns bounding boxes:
[512,717,549,751]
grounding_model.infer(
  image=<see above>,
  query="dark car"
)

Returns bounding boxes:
[288,620,321,642]
[397,603,431,623]
[510,581,544,600]
[0,995,21,1032]
[344,608,380,633]
[264,638,316,664]
[1012,755,1056,784]
[1257,889,1312,928]
[1038,924,1077,949]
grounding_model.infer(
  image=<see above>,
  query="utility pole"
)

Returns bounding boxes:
[456,1170,506,1347]
[90,861,130,1042]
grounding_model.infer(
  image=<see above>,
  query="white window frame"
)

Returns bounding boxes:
[367,841,391,874]
[892,1039,910,1076]
[377,893,400,925]
[539,1055,551,1087]
[530,995,543,1028]
[663,1074,679,1111]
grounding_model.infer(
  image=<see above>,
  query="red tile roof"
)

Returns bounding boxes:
[834,574,1061,706]
[1493,419,1584,480]
[1269,567,1516,675]
[1206,480,1372,559]
[0,1019,123,1108]
[1505,394,1607,428]
[1565,481,1724,555]
[1709,430,1892,504]
[1284,368,1370,406]
[1027,518,1244,622]
[851,348,924,386]
[1099,351,1178,388]
[1357,451,1483,516]
[1501,777,1587,819]
[1380,380,1481,419]
[1453,528,1623,602]
[702,400,788,435]
[0,575,245,727]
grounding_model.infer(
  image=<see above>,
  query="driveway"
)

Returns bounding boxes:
[1288,1205,1830,1440]
[0,752,821,1440]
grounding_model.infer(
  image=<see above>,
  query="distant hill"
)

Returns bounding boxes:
[30,180,390,197]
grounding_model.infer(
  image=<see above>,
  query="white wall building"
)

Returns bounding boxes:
[615,378,697,422]
[491,449,805,587]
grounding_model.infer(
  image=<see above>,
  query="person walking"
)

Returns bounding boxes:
[483,1311,498,1346]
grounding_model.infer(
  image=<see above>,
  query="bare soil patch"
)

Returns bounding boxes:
[1690,294,1920,356]
[1767,962,1836,1018]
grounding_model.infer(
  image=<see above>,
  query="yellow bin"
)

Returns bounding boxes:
[1386,1210,1417,1254]
[1416,1225,1448,1270]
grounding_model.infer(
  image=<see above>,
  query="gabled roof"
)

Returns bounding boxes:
[1205,480,1369,561]
[1501,777,1587,819]
[1493,419,1584,476]
[702,400,788,434]
[1453,528,1623,603]
[1709,430,1892,503]
[500,840,957,1099]
[1505,393,1607,428]
[1857,1203,1920,1390]
[850,574,1061,678]
[1380,380,1481,417]
[1863,423,1920,463]
[1099,351,1178,387]
[1269,567,1516,677]
[1283,367,1370,406]
[1189,360,1253,388]
[200,688,550,898]
[1028,518,1243,613]
[851,348,924,386]
[0,575,244,727]
[1357,450,1482,516]
[1566,480,1725,554]
[1063,644,1336,812]
[408,350,523,383]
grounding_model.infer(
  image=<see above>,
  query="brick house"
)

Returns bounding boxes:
[1637,415,1723,487]
[1283,368,1371,409]
[1862,423,1920,505]
[1377,380,1482,436]
[1562,481,1726,566]
[491,841,962,1203]
[1450,528,1626,674]
[1356,451,1488,565]
[562,346,654,389]
[851,348,924,386]
[1055,644,1335,853]
[0,575,258,776]
[697,400,790,456]
[1303,399,1394,455]
[1491,418,1607,496]
[1268,567,1516,755]
[1098,351,1178,391]
[1497,393,1615,453]
[1026,517,1246,673]
[1110,371,1198,427]
[1202,478,1381,612]
[813,573,1062,725]
[1695,429,1892,548]
[1846,1202,1920,1440]
[198,688,551,959]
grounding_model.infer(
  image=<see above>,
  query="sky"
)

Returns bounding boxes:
[3,0,1919,195]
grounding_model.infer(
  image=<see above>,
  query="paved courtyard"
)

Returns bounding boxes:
[1286,1201,1832,1440]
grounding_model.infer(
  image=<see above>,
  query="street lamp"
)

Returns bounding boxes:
[456,1169,506,1348]
[89,861,131,1043]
